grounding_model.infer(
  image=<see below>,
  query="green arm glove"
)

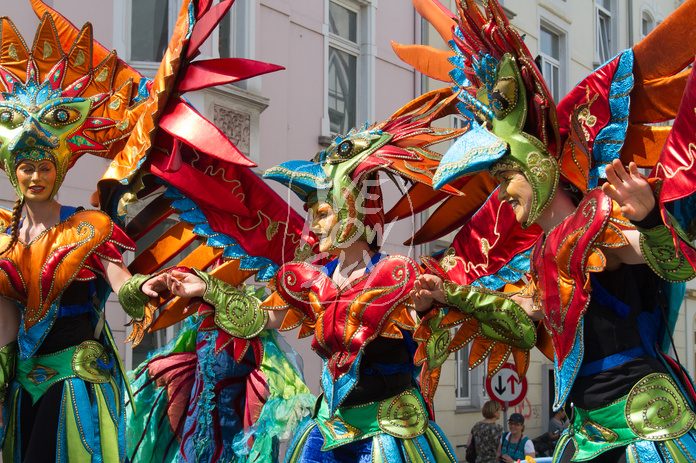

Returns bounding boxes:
[192,269,268,339]
[117,273,152,320]
[0,341,17,404]
[443,281,537,349]
[634,208,696,282]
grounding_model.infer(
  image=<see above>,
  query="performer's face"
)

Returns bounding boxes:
[0,96,90,200]
[309,201,339,253]
[16,159,56,203]
[496,170,533,224]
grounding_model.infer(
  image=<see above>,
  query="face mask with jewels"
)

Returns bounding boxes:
[265,128,389,252]
[0,83,91,201]
[265,87,464,252]
[0,14,152,202]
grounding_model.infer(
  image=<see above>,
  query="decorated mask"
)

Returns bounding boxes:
[485,56,560,227]
[265,127,390,251]
[265,87,465,253]
[434,54,559,228]
[0,13,151,201]
[0,83,91,200]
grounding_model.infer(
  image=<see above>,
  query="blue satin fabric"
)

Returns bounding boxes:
[297,426,375,463]
[179,330,259,463]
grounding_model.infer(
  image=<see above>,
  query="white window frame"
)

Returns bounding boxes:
[327,1,359,136]
[595,0,616,66]
[538,22,567,103]
[454,345,490,410]
[455,345,472,407]
[452,115,468,131]
[641,9,655,39]
[113,0,256,89]
[322,0,375,139]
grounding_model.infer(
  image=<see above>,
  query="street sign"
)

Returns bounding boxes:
[485,363,527,410]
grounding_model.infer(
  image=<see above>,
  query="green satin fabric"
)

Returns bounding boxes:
[637,211,696,282]
[569,373,695,461]
[443,280,537,349]
[15,340,111,403]
[314,388,430,451]
[194,268,268,339]
[0,341,17,403]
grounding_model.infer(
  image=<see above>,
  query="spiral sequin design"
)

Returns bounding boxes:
[217,292,263,335]
[427,311,451,369]
[377,389,428,438]
[626,373,695,439]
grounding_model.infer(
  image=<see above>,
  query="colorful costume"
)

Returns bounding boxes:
[392,0,696,462]
[269,255,455,462]
[82,0,317,460]
[260,90,465,462]
[0,206,134,462]
[128,311,314,463]
[0,0,312,461]
[0,2,151,458]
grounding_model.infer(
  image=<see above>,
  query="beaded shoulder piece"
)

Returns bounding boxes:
[0,207,134,359]
[531,189,630,406]
[266,255,419,414]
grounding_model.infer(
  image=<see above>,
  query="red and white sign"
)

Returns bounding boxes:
[485,363,527,410]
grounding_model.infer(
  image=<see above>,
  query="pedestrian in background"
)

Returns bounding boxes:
[467,401,504,463]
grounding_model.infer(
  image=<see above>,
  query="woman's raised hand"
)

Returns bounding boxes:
[140,273,168,298]
[602,159,655,221]
[163,270,207,298]
[410,274,447,312]
[140,270,207,299]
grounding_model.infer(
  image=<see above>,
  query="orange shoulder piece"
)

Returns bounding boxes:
[2,209,116,323]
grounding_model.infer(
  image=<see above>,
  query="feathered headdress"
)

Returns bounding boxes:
[14,0,317,346]
[0,4,149,199]
[392,0,696,394]
[393,0,696,232]
[264,87,465,250]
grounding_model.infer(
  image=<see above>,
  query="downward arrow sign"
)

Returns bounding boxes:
[495,375,506,395]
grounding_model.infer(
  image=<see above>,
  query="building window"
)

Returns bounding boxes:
[641,11,655,39]
[596,0,613,65]
[539,26,562,102]
[129,0,249,64]
[452,114,468,131]
[455,346,472,406]
[130,0,173,62]
[322,0,375,141]
[328,1,359,135]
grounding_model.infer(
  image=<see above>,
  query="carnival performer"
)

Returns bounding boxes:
[393,1,696,462]
[415,140,696,463]
[159,87,465,463]
[0,15,173,463]
[127,283,316,463]
[0,150,166,463]
[0,0,323,461]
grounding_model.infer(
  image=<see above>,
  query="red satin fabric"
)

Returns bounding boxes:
[443,194,540,285]
[532,190,620,368]
[272,256,419,381]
